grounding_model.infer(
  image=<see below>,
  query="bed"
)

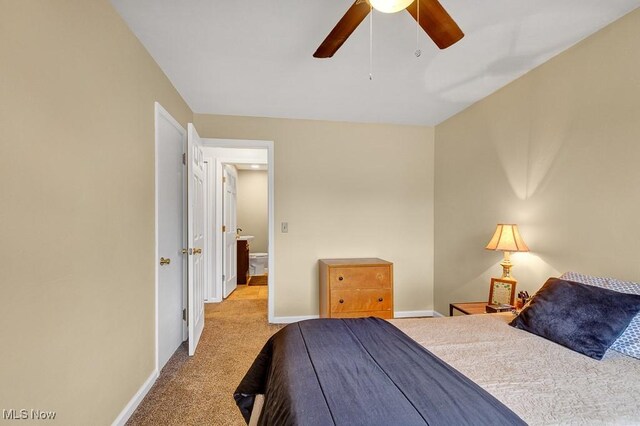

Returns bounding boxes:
[235,274,640,425]
[393,314,640,424]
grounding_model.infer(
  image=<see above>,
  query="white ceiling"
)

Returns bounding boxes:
[111,0,639,126]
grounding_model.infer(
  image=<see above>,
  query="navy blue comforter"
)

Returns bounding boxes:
[234,317,525,426]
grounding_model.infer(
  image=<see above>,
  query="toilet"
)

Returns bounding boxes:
[249,253,268,276]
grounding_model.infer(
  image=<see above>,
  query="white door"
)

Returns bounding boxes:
[156,104,186,370]
[187,124,205,356]
[223,165,238,298]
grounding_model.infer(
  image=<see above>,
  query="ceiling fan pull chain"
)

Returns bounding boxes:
[369,5,373,80]
[415,0,421,57]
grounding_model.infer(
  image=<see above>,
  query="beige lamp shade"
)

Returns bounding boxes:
[485,224,529,252]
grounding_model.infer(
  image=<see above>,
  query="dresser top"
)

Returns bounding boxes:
[319,258,392,267]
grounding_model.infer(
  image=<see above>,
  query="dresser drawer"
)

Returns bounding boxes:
[330,289,392,313]
[329,266,391,290]
[331,310,393,319]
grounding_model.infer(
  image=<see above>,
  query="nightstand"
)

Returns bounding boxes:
[449,302,489,316]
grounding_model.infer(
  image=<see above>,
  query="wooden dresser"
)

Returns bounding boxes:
[319,258,394,319]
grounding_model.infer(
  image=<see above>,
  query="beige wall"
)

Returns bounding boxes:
[0,1,192,424]
[8,0,636,420]
[237,170,269,254]
[434,9,640,315]
[194,115,435,317]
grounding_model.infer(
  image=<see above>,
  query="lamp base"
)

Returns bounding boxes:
[500,251,516,281]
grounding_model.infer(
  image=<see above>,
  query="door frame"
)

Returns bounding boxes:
[203,160,211,301]
[222,164,239,299]
[154,102,188,373]
[202,138,275,323]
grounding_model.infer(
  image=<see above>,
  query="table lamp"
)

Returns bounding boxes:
[485,224,529,280]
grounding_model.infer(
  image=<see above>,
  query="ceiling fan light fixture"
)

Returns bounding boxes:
[368,0,414,14]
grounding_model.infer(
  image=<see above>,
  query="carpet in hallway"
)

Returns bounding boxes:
[127,298,282,426]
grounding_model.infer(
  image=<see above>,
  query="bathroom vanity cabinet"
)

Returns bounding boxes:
[237,239,250,285]
[319,258,394,319]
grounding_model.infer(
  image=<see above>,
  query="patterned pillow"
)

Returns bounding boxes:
[560,271,611,288]
[560,272,640,359]
[608,279,640,359]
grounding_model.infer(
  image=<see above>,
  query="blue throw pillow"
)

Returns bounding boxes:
[509,277,640,360]
[560,272,640,359]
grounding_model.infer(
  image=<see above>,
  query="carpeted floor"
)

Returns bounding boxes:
[127,294,282,425]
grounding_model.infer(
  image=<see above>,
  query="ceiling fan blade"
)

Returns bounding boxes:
[406,0,464,49]
[313,1,371,58]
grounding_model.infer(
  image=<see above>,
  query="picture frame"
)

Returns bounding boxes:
[488,278,517,306]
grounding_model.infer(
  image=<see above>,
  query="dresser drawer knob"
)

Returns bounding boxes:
[378,297,383,302]
[338,276,344,281]
[339,299,344,304]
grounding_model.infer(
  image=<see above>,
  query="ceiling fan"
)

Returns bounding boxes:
[313,0,464,58]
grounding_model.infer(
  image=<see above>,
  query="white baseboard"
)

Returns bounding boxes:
[394,310,435,318]
[271,315,320,324]
[271,311,436,323]
[112,369,158,426]
[432,310,445,318]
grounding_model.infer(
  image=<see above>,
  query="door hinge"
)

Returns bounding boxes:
[182,308,187,321]
[222,274,225,282]
[222,225,226,232]
[182,153,186,165]
[223,176,226,183]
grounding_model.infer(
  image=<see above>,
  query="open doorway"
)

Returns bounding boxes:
[201,139,275,322]
[223,162,269,299]
[154,116,276,367]
[234,163,269,287]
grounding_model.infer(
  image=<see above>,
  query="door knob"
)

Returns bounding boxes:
[193,248,202,254]
[160,257,171,266]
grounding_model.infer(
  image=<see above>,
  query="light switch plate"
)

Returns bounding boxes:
[281,222,288,233]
